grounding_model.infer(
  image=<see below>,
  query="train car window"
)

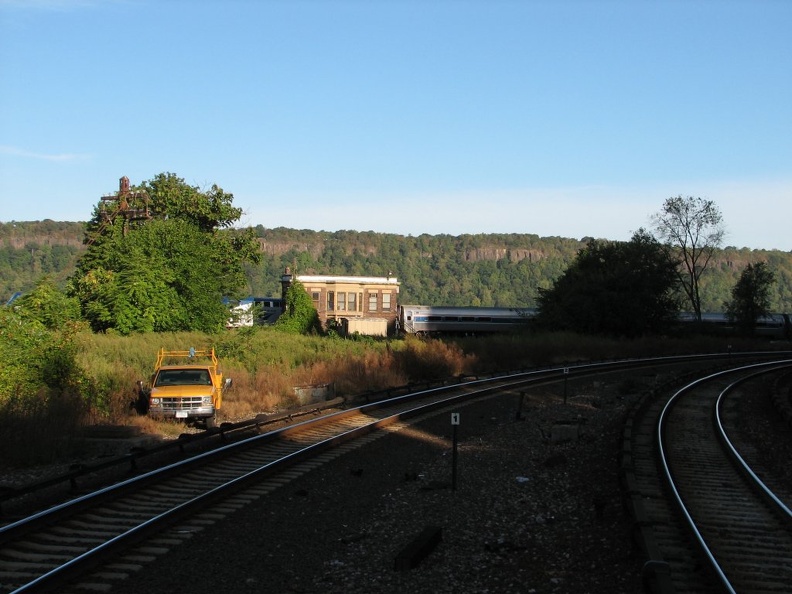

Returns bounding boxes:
[460,317,474,322]
[477,317,492,322]
[444,317,459,322]
[428,316,442,321]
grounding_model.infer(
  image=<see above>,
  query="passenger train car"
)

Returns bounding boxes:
[227,297,284,328]
[677,312,792,340]
[398,305,536,335]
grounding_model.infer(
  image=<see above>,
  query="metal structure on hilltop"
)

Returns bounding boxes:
[86,176,152,245]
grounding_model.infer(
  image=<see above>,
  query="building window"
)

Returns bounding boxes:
[368,293,378,312]
[337,292,346,311]
[348,292,356,312]
[382,292,391,311]
[327,291,334,311]
[311,291,320,302]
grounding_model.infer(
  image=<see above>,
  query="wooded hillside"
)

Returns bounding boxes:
[2,221,791,312]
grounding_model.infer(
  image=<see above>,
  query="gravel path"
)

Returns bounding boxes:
[109,378,647,594]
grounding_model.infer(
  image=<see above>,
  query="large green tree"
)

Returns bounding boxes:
[68,174,260,333]
[535,230,680,337]
[725,262,775,335]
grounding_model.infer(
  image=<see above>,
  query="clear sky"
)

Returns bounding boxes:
[1,0,790,250]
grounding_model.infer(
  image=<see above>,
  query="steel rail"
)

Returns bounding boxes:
[656,359,792,594]
[715,370,792,521]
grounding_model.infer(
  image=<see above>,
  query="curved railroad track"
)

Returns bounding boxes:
[625,360,792,593]
[1,352,789,593]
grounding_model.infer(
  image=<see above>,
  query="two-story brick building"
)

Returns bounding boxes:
[280,271,400,336]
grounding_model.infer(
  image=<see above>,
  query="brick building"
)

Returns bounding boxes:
[280,271,400,336]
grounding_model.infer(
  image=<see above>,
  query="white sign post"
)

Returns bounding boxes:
[451,413,460,490]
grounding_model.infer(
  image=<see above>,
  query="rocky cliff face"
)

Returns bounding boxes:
[3,235,85,249]
[256,240,549,263]
[256,239,325,258]
[0,221,86,249]
[463,247,547,262]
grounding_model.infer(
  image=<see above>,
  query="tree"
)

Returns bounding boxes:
[651,195,724,320]
[142,172,243,232]
[535,230,680,337]
[68,174,260,334]
[724,262,775,335]
[275,279,321,334]
[14,276,81,330]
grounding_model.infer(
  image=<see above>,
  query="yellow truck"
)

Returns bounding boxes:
[142,347,230,429]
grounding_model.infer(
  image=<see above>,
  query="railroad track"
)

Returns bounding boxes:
[1,352,787,593]
[1,361,598,594]
[624,360,792,593]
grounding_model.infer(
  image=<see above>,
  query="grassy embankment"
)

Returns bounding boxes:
[2,327,769,468]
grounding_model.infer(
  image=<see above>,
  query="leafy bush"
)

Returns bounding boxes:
[0,308,93,465]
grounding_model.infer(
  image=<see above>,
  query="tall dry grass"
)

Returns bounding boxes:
[74,327,760,424]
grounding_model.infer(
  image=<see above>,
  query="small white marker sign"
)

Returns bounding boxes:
[451,412,460,425]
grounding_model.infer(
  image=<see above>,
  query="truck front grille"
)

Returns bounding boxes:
[160,397,206,411]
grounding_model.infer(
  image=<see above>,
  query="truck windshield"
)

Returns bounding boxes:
[154,369,212,386]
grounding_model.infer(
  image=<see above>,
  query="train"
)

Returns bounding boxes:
[675,312,792,340]
[397,305,536,336]
[226,295,792,340]
[227,297,284,328]
[397,305,792,340]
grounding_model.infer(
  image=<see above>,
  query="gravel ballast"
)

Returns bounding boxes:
[109,379,647,594]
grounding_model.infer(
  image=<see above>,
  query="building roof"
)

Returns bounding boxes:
[293,275,399,285]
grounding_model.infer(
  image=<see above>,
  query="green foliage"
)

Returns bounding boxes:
[0,220,84,302]
[0,308,93,406]
[142,172,243,231]
[535,230,680,337]
[725,262,776,335]
[68,175,259,334]
[275,279,322,334]
[0,309,98,465]
[15,276,82,329]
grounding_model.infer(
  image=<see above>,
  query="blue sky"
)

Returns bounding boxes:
[1,0,790,250]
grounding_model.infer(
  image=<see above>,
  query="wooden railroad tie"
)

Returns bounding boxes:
[394,525,443,571]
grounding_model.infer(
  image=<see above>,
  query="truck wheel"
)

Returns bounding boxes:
[205,415,217,430]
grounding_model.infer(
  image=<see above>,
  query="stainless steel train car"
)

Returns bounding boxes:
[227,297,284,328]
[677,312,792,340]
[398,305,535,335]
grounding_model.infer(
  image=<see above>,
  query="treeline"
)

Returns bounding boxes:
[2,221,792,312]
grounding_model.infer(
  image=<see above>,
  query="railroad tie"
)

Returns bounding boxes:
[394,525,443,571]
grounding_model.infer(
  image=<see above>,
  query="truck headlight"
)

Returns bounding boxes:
[202,396,212,405]
[151,397,161,405]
